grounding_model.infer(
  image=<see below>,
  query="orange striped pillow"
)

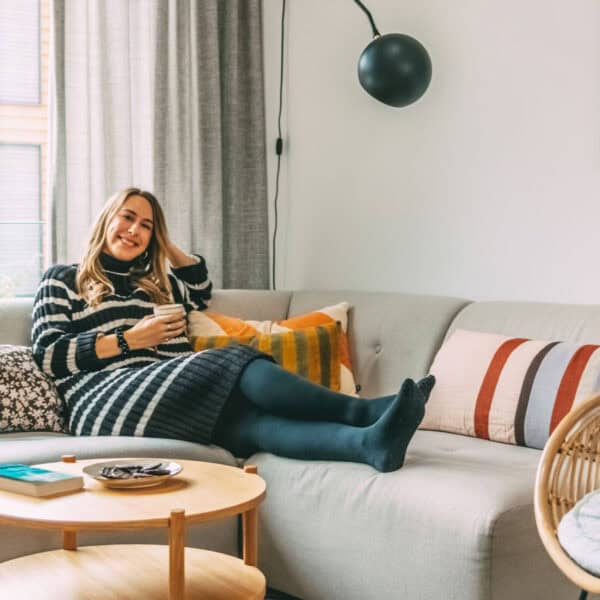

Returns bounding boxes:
[421,329,600,449]
[188,302,358,395]
[191,323,342,391]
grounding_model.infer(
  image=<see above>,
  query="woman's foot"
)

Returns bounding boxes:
[359,375,435,426]
[362,376,433,472]
[416,374,436,398]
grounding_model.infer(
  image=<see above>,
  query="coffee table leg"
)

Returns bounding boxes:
[243,465,259,567]
[63,530,77,550]
[169,508,186,600]
[61,456,78,551]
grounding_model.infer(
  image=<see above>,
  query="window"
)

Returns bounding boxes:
[0,0,49,297]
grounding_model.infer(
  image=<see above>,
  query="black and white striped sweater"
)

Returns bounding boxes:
[31,253,265,442]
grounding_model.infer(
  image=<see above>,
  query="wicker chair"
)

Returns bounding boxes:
[535,394,600,600]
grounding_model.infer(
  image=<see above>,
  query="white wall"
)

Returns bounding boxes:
[263,0,600,303]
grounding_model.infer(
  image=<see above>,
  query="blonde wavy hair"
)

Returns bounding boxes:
[76,187,173,307]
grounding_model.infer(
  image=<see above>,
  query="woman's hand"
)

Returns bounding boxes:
[124,314,187,350]
[164,241,198,268]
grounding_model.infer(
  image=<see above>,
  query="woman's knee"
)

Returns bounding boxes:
[212,400,262,457]
[238,358,282,397]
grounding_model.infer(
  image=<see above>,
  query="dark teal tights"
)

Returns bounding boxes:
[212,359,435,473]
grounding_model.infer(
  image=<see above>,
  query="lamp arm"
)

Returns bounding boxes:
[352,0,381,37]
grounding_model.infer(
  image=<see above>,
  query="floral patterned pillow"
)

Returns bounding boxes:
[0,345,65,433]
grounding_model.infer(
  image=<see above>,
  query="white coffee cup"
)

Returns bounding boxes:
[153,303,185,318]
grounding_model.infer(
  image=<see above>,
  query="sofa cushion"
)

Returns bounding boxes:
[558,488,600,576]
[421,329,600,449]
[286,291,471,399]
[0,345,65,434]
[447,300,600,344]
[192,322,342,391]
[249,430,574,600]
[0,433,238,466]
[0,298,34,346]
[189,302,358,395]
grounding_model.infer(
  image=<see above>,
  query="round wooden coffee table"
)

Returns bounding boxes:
[0,457,266,599]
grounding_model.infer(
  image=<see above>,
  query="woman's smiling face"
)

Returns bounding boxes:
[103,194,154,261]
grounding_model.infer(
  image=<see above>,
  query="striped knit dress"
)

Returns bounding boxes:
[31,253,267,444]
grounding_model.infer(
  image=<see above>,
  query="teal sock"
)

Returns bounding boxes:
[238,359,435,428]
[360,376,431,472]
[213,375,434,472]
[360,374,435,426]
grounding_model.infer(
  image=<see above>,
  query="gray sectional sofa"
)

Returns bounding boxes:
[0,289,588,600]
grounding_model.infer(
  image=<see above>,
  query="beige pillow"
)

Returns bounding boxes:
[421,329,600,449]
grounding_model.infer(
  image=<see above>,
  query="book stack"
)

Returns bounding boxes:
[0,464,84,497]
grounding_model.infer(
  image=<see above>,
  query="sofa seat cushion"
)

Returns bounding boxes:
[0,433,238,467]
[249,430,575,600]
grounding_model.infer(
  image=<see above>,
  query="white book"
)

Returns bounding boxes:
[0,464,84,497]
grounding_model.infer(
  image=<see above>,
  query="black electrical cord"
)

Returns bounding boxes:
[270,0,381,290]
[353,0,380,37]
[271,0,286,291]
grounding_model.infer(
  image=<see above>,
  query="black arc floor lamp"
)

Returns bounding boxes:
[354,0,432,107]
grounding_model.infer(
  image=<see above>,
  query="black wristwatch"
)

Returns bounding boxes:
[115,327,131,356]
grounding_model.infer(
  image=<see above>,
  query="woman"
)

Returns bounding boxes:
[32,187,433,472]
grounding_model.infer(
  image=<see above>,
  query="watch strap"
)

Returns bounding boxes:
[115,327,131,356]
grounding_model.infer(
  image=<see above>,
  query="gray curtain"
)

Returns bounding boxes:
[50,0,269,289]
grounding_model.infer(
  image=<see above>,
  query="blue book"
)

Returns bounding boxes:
[0,464,83,497]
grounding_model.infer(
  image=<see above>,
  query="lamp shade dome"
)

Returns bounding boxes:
[358,33,432,107]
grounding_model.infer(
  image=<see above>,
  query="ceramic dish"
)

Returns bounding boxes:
[82,459,183,489]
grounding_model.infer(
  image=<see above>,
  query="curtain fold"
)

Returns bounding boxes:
[50,0,269,289]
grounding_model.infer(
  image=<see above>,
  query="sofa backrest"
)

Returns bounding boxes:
[208,290,471,396]
[9,290,600,400]
[448,301,600,344]
[0,293,293,347]
[286,291,470,397]
[0,290,470,398]
[0,298,34,346]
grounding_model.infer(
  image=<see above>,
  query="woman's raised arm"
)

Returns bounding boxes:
[166,243,212,312]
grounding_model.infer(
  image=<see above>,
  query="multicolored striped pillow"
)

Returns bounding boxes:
[421,329,600,449]
[188,302,358,395]
[191,322,342,391]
